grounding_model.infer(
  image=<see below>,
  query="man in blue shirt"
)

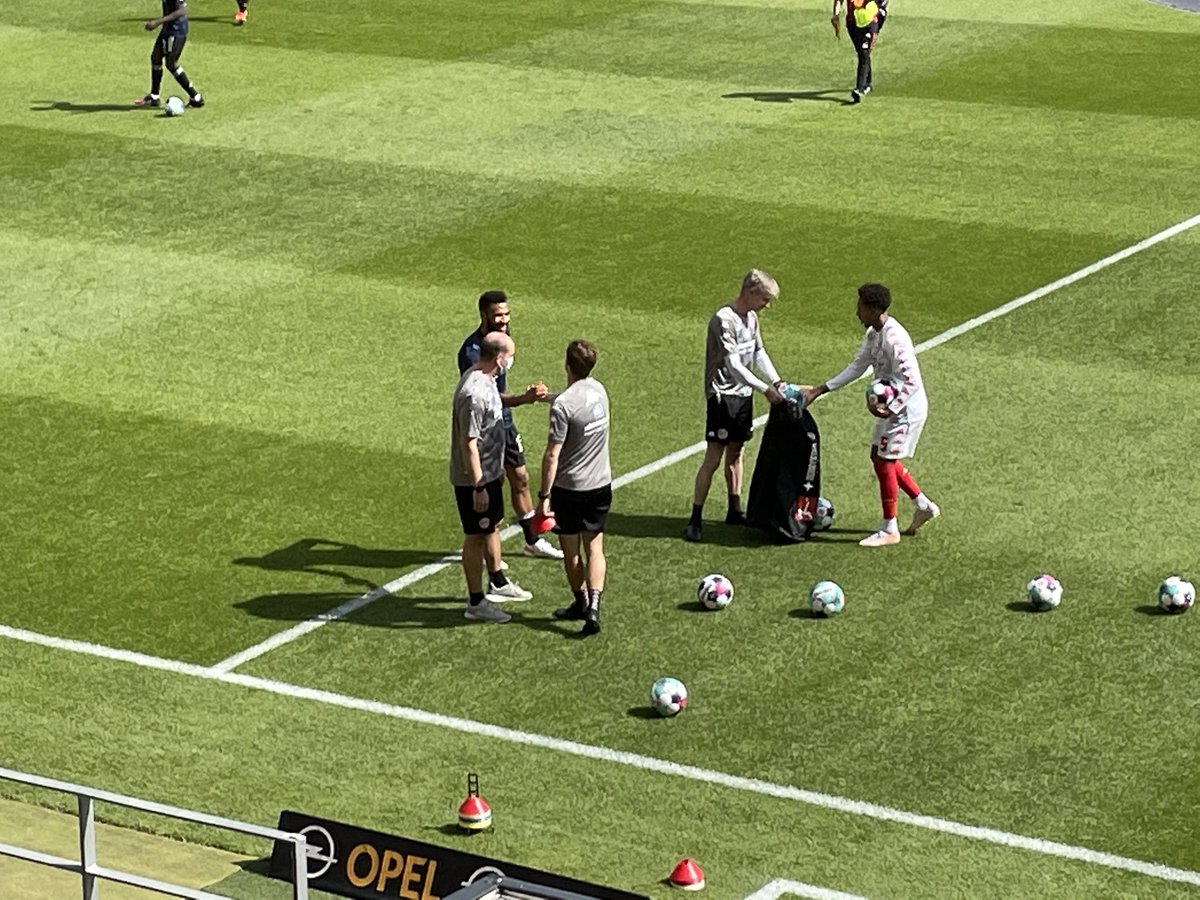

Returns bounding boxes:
[134,0,205,109]
[458,291,563,560]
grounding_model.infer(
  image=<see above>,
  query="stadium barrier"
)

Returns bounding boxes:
[0,766,310,899]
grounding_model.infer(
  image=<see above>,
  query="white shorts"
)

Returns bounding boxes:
[872,413,926,460]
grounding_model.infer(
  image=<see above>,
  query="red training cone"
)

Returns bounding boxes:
[458,773,492,831]
[458,794,492,831]
[668,858,705,891]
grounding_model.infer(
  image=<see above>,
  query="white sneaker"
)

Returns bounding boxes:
[523,538,564,560]
[904,501,941,536]
[485,580,533,603]
[464,599,511,623]
[859,530,901,548]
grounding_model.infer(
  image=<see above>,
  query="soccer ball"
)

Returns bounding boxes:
[781,383,807,409]
[813,497,835,531]
[809,580,845,616]
[650,677,688,717]
[1027,574,1062,611]
[866,378,896,411]
[164,96,186,117]
[1157,576,1195,615]
[697,573,733,610]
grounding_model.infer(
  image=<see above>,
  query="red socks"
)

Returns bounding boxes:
[872,456,899,520]
[896,463,921,499]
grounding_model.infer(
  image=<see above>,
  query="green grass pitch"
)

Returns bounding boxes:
[2,0,1200,897]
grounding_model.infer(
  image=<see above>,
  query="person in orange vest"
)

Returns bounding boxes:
[831,0,889,103]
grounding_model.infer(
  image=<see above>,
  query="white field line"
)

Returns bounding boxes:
[209,208,1200,675]
[3,622,1200,889]
[743,879,869,900]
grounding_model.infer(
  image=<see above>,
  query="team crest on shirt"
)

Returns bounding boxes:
[479,517,491,529]
[717,428,729,440]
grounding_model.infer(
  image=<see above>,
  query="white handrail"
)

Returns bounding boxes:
[0,767,309,899]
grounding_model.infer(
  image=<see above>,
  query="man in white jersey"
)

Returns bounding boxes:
[537,340,611,636]
[451,331,534,624]
[684,269,787,544]
[804,283,940,547]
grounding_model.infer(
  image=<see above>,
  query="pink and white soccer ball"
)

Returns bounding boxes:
[1027,574,1062,611]
[697,573,733,610]
[866,378,896,411]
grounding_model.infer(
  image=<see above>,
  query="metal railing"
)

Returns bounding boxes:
[0,767,309,899]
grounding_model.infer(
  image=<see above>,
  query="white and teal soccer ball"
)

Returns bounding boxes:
[697,573,733,610]
[1157,576,1195,615]
[650,677,688,717]
[809,580,845,616]
[782,383,807,409]
[164,95,186,117]
[1027,574,1062,611]
[813,497,835,531]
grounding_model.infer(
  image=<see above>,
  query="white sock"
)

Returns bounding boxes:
[520,510,535,521]
[882,517,898,534]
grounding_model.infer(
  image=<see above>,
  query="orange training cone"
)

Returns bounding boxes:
[458,773,492,831]
[668,858,705,891]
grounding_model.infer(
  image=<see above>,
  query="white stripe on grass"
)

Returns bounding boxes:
[743,879,869,900]
[210,209,1200,674]
[3,622,1200,889]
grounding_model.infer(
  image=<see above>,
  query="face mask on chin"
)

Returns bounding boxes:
[500,357,514,375]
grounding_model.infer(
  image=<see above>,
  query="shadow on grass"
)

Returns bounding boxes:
[676,600,710,613]
[605,512,776,547]
[1135,604,1172,616]
[31,99,143,114]
[722,88,854,106]
[235,591,481,630]
[234,857,271,876]
[626,706,664,720]
[234,537,448,589]
[1005,601,1053,614]
[787,607,824,619]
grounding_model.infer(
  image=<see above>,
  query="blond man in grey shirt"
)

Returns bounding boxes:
[537,340,611,636]
[685,269,788,543]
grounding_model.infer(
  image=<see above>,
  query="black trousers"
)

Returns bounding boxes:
[848,23,879,92]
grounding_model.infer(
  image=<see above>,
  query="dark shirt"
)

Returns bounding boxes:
[458,329,513,428]
[161,0,188,35]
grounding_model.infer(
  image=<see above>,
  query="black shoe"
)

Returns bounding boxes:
[683,523,702,543]
[725,511,747,526]
[187,94,205,108]
[582,602,601,636]
[553,602,586,621]
[850,89,862,104]
[134,94,160,108]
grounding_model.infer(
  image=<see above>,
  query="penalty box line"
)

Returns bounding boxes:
[211,209,1200,675]
[3,622,1200,889]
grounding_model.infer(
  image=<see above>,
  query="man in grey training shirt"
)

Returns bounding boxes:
[536,340,612,636]
[685,269,788,543]
[451,331,533,624]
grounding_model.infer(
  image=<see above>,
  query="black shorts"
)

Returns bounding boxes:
[454,480,504,535]
[551,484,612,535]
[705,394,753,445]
[503,423,526,470]
[155,31,187,60]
